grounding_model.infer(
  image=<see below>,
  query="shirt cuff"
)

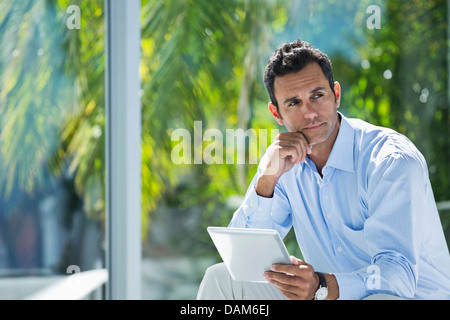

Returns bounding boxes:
[228,185,274,229]
[241,185,274,219]
[333,272,368,300]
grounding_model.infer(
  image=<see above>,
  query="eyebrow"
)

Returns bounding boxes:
[282,86,326,106]
[310,86,326,93]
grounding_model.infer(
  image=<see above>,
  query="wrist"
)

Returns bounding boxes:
[255,174,279,198]
[314,272,328,300]
[323,273,339,300]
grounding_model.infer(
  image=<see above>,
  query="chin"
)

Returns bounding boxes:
[307,133,330,146]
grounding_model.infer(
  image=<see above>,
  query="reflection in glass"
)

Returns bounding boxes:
[0,0,105,299]
[140,0,450,299]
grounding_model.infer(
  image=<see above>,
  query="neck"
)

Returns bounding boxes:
[308,114,341,176]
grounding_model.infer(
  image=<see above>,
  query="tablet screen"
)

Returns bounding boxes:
[207,227,292,282]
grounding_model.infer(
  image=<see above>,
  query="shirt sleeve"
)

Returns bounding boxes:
[228,146,293,239]
[336,151,429,300]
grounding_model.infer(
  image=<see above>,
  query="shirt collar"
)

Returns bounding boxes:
[325,112,355,172]
[297,112,355,174]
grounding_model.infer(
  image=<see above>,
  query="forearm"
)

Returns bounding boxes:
[255,174,280,198]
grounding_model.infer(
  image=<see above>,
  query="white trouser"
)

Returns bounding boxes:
[197,263,288,300]
[197,263,407,300]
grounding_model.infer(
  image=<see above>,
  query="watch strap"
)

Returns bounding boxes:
[315,272,327,288]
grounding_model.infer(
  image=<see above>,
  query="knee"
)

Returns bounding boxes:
[203,262,230,281]
[197,262,233,300]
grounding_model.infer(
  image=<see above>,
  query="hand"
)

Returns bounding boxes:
[255,132,311,198]
[262,132,312,178]
[263,256,319,300]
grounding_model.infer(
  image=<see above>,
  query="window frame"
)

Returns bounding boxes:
[105,0,142,300]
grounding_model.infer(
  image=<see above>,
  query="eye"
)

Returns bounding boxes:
[288,99,300,107]
[312,93,324,99]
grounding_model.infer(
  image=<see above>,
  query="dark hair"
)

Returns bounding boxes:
[263,39,335,109]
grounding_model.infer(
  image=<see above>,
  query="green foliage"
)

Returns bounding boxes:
[1,0,449,258]
[340,0,449,206]
[140,0,286,247]
[0,0,105,220]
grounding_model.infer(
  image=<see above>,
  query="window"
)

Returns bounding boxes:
[0,0,448,301]
[140,0,450,299]
[0,0,106,299]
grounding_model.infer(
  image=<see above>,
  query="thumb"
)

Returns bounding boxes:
[290,256,304,266]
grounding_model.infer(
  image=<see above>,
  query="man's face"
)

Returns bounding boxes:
[270,62,341,147]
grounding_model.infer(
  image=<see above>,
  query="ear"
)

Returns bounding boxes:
[334,81,341,108]
[268,102,284,125]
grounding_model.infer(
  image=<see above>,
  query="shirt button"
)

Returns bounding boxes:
[327,214,331,218]
[337,246,342,252]
[257,206,262,211]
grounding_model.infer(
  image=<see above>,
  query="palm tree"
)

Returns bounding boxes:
[2,0,448,273]
[0,0,105,271]
[140,0,285,246]
[0,0,287,262]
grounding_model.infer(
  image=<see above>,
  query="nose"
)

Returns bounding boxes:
[303,101,318,121]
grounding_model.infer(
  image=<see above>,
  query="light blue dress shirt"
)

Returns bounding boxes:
[229,112,450,300]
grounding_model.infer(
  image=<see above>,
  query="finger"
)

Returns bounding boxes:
[272,259,307,272]
[265,275,310,300]
[278,285,312,300]
[277,145,302,163]
[293,132,313,156]
[268,278,302,295]
[265,270,302,285]
[290,256,304,265]
[279,290,300,300]
[273,140,302,164]
[277,132,309,145]
[271,263,314,280]
[278,140,309,163]
[279,286,312,300]
[277,132,308,141]
[276,133,310,163]
[277,131,309,143]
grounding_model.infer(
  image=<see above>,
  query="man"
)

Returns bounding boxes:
[197,39,450,300]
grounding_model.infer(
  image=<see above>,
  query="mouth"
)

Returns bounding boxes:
[303,122,325,131]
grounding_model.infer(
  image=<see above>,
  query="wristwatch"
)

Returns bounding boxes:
[314,272,328,300]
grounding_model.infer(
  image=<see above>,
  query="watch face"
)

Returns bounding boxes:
[315,287,328,300]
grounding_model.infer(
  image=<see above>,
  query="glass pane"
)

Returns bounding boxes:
[140,0,449,299]
[0,0,106,299]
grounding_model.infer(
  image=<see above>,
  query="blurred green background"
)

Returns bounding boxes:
[0,0,448,298]
[140,0,450,258]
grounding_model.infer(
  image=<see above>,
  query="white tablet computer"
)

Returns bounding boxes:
[207,227,292,283]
